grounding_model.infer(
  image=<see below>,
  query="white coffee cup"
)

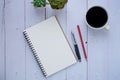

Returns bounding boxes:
[86,6,110,30]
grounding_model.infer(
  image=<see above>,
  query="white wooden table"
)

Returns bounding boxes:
[0,0,120,80]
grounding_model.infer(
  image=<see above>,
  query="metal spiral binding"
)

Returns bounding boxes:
[23,31,47,77]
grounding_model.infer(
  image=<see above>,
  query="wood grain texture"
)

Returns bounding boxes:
[5,0,26,80]
[107,0,120,80]
[67,0,87,80]
[0,0,120,80]
[0,0,5,80]
[88,0,120,80]
[25,0,46,80]
[88,0,109,80]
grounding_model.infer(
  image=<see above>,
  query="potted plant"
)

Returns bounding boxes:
[32,0,68,9]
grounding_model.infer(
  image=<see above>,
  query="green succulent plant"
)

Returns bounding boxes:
[32,0,67,9]
[48,0,68,9]
[32,0,48,7]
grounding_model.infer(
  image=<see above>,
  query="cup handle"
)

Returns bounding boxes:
[105,25,110,30]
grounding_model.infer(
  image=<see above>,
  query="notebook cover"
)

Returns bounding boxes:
[23,16,77,77]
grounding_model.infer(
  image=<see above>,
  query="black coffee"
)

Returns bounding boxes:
[86,6,108,28]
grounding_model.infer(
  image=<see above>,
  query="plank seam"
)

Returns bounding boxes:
[3,0,6,79]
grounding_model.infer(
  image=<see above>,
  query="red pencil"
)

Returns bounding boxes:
[77,25,87,61]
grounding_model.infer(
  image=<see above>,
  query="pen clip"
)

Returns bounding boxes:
[71,32,77,44]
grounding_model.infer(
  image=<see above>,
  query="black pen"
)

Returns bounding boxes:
[71,32,81,62]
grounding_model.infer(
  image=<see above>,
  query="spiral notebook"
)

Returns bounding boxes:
[23,16,77,77]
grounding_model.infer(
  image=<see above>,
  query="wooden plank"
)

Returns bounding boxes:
[0,0,5,80]
[87,0,120,80]
[45,2,67,80]
[87,0,109,80]
[107,0,120,80]
[5,0,26,80]
[67,0,87,80]
[25,0,46,80]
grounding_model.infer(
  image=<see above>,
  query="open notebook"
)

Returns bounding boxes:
[23,16,77,77]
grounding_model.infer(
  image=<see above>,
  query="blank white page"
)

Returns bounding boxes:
[24,16,77,77]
